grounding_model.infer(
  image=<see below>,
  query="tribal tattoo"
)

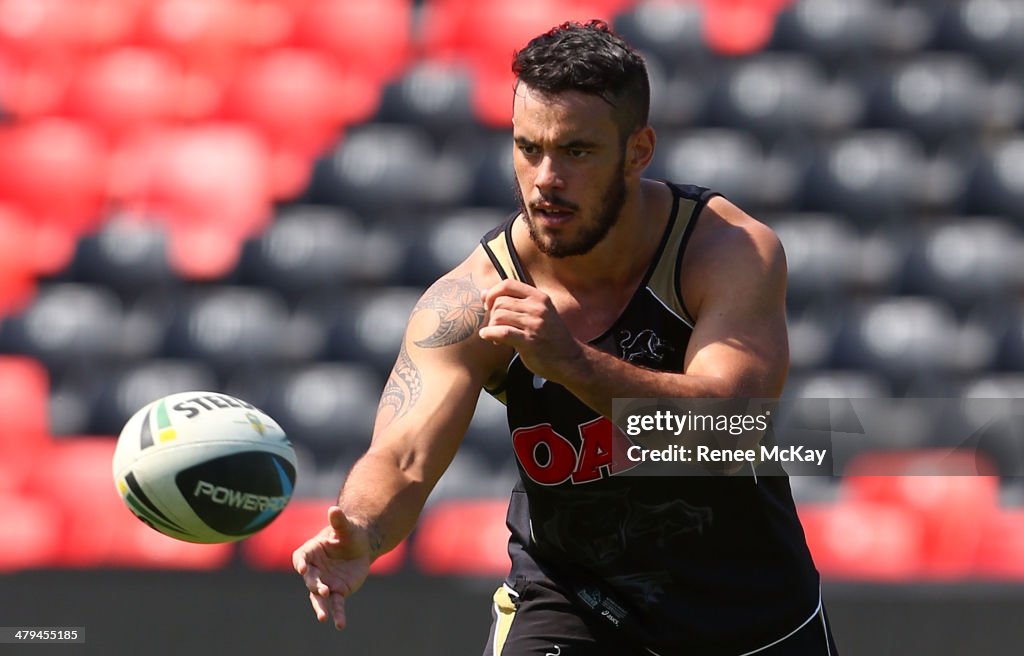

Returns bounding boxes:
[377,275,484,425]
[379,340,421,424]
[413,274,486,348]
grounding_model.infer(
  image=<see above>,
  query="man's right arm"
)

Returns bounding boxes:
[337,267,509,557]
[293,254,510,628]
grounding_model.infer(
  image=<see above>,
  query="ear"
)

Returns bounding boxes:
[625,126,656,176]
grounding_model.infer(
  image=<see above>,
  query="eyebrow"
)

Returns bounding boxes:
[513,136,602,150]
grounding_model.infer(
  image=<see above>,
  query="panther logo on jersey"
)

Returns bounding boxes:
[618,329,672,365]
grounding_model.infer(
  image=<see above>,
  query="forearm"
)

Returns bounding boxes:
[336,449,434,559]
[555,343,756,419]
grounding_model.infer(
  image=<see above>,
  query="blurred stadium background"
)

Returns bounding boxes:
[1,0,1023,653]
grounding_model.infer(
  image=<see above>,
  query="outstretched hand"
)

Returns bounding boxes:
[293,506,373,630]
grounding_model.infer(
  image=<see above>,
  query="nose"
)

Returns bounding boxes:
[534,155,563,192]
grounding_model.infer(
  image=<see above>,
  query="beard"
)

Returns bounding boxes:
[515,158,627,259]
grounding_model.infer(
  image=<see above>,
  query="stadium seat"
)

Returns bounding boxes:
[773,214,863,304]
[982,300,1024,372]
[373,60,476,138]
[0,493,63,572]
[965,134,1024,222]
[109,124,274,279]
[0,355,50,455]
[650,129,782,211]
[21,437,122,567]
[161,286,303,370]
[242,497,406,573]
[0,0,84,60]
[227,363,382,461]
[427,450,513,502]
[704,54,827,137]
[0,283,126,366]
[899,218,1024,309]
[768,0,887,63]
[306,123,470,213]
[646,57,713,131]
[220,48,374,158]
[0,52,73,120]
[88,359,219,437]
[786,306,841,371]
[0,119,109,235]
[412,498,511,576]
[863,54,989,145]
[844,450,1000,578]
[106,515,235,570]
[959,375,1024,479]
[68,214,175,295]
[933,0,1024,69]
[797,501,924,580]
[402,208,507,286]
[62,48,185,142]
[132,0,252,76]
[290,0,411,85]
[237,205,370,293]
[702,0,793,56]
[833,296,993,381]
[307,287,420,372]
[0,204,38,316]
[611,0,709,68]
[800,131,930,223]
[448,129,519,209]
[974,510,1024,580]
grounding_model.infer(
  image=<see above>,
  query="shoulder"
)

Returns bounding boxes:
[681,195,787,319]
[407,246,513,381]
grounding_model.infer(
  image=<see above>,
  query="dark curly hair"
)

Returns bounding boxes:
[512,20,650,140]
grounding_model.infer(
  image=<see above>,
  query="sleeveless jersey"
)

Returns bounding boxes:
[479,183,822,655]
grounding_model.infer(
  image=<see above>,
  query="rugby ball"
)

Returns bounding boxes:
[113,391,297,544]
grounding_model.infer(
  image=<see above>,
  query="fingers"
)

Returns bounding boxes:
[309,591,328,623]
[482,279,540,310]
[330,592,348,630]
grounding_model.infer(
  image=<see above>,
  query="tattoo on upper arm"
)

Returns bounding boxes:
[413,275,486,348]
[378,275,484,424]
[379,340,421,423]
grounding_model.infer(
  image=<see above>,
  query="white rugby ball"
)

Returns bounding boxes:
[113,391,297,544]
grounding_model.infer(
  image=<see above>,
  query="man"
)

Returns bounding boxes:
[294,20,838,656]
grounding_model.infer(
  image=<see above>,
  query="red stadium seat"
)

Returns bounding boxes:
[0,356,50,454]
[0,205,38,316]
[412,498,511,576]
[703,0,794,55]
[974,510,1024,580]
[291,0,411,84]
[0,0,81,60]
[422,0,602,69]
[221,49,370,158]
[18,436,234,569]
[844,450,1000,578]
[242,498,406,574]
[0,119,109,235]
[62,48,185,141]
[21,438,122,567]
[110,124,273,278]
[107,512,235,570]
[797,501,924,580]
[132,0,251,76]
[0,493,63,572]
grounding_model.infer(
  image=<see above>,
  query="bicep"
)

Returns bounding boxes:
[366,273,506,487]
[682,228,789,398]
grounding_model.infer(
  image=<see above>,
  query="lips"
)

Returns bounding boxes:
[532,203,576,224]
